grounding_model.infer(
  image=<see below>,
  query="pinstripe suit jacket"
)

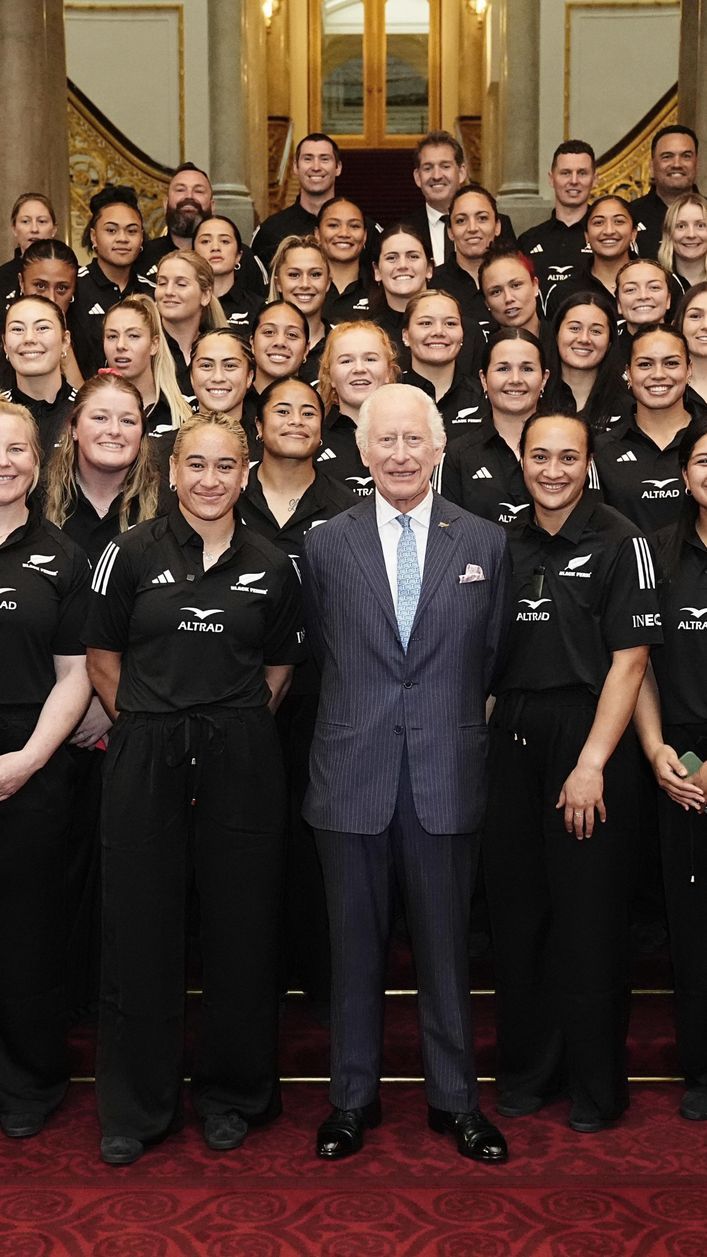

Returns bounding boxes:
[302,492,511,834]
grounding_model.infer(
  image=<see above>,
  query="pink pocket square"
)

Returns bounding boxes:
[459,563,485,584]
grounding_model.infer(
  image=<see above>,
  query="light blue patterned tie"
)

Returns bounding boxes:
[396,514,421,652]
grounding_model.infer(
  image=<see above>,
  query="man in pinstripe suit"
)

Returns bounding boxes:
[303,383,512,1161]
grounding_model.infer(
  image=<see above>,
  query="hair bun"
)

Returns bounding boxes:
[89,184,140,215]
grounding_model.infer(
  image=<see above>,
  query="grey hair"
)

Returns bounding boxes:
[355,383,446,456]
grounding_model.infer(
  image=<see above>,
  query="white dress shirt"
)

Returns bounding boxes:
[426,204,448,267]
[375,487,433,611]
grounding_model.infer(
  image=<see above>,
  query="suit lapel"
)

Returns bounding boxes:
[411,496,462,630]
[343,500,400,638]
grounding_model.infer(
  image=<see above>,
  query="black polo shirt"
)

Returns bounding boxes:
[631,188,669,260]
[141,233,268,294]
[401,367,486,442]
[544,265,618,321]
[650,527,707,725]
[58,484,140,567]
[0,510,89,704]
[497,493,662,696]
[72,259,155,379]
[552,375,634,431]
[83,504,305,713]
[240,465,353,694]
[299,322,332,388]
[162,328,193,395]
[517,211,592,300]
[3,380,77,462]
[0,249,21,305]
[323,273,372,323]
[240,463,354,563]
[440,414,530,525]
[593,409,692,532]
[252,198,382,274]
[217,277,265,333]
[316,406,372,495]
[441,411,601,525]
[432,257,492,331]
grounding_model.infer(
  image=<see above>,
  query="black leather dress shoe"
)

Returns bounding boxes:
[428,1106,508,1162]
[203,1113,248,1151]
[100,1135,145,1165]
[316,1097,382,1159]
[0,1112,45,1139]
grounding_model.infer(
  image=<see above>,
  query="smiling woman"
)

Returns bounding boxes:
[72,185,153,380]
[82,409,305,1166]
[484,410,662,1135]
[0,401,91,1144]
[2,295,75,461]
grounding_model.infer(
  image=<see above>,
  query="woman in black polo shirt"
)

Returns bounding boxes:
[250,300,308,395]
[154,251,227,392]
[674,282,707,407]
[316,320,399,493]
[401,289,485,444]
[44,373,160,1014]
[18,241,83,391]
[103,294,193,434]
[0,400,90,1139]
[634,415,707,1121]
[370,223,433,366]
[241,376,353,1016]
[268,235,330,380]
[552,291,630,430]
[192,215,265,333]
[593,325,694,534]
[2,296,76,462]
[84,410,304,1166]
[441,329,549,523]
[73,186,151,379]
[317,197,371,322]
[483,411,662,1134]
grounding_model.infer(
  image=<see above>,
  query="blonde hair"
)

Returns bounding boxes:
[172,410,249,464]
[268,234,330,303]
[318,320,400,410]
[658,193,707,277]
[43,375,159,531]
[0,401,41,494]
[104,294,193,428]
[156,250,227,333]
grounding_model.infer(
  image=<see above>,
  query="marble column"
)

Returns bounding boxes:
[678,0,707,189]
[495,0,548,235]
[0,0,70,255]
[207,0,263,239]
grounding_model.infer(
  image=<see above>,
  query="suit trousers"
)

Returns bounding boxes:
[97,706,286,1142]
[483,688,637,1120]
[0,706,72,1117]
[660,723,707,1089]
[316,745,480,1111]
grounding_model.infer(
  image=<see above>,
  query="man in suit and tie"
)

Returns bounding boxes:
[303,382,511,1162]
[409,131,515,268]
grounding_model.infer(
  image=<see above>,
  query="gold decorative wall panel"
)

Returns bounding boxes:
[68,80,172,256]
[594,86,678,200]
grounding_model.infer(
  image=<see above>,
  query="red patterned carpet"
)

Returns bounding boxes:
[1,1083,707,1255]
[1,945,704,1255]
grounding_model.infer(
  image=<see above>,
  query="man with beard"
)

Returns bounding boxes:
[632,127,700,259]
[142,163,267,292]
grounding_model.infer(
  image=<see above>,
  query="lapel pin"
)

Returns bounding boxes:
[438,521,450,528]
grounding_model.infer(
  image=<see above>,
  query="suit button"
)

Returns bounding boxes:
[403,681,413,689]
[394,725,404,735]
